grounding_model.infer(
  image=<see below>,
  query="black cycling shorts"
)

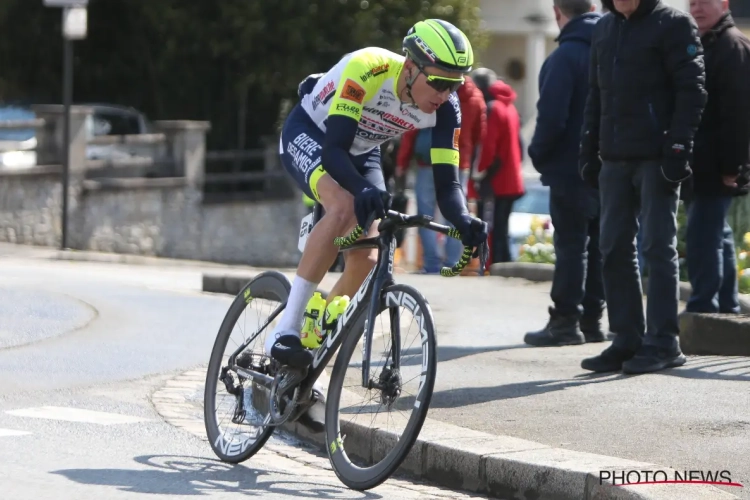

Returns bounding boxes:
[279,104,385,202]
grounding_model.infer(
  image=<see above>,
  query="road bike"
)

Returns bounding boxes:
[203,206,487,491]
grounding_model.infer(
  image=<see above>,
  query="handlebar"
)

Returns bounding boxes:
[333,210,486,277]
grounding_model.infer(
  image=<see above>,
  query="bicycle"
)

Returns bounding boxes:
[203,206,488,491]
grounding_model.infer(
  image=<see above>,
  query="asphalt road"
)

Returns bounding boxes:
[0,254,488,500]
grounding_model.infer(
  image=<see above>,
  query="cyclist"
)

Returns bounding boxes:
[267,19,489,430]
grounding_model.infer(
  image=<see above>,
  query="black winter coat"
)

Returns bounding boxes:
[581,0,707,163]
[691,13,750,197]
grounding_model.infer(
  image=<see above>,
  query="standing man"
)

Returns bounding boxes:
[579,0,707,374]
[685,0,750,314]
[524,0,607,347]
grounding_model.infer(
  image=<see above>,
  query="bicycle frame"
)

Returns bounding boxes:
[230,210,480,401]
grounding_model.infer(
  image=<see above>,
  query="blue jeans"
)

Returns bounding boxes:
[415,167,468,272]
[549,183,605,318]
[685,195,739,313]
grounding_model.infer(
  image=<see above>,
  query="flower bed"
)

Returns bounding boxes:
[518,216,556,265]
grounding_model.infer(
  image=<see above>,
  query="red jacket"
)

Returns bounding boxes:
[468,80,525,199]
[396,76,486,171]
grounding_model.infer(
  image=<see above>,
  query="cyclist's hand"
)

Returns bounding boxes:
[354,186,392,229]
[456,215,488,248]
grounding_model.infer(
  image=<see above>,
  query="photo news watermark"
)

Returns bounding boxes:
[599,469,743,488]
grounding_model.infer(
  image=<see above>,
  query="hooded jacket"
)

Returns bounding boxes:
[529,12,601,186]
[396,76,486,171]
[471,80,524,198]
[580,0,707,163]
[691,12,750,197]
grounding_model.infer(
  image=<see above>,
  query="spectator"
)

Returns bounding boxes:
[685,0,750,314]
[579,0,707,374]
[469,68,525,266]
[396,75,486,273]
[524,0,608,346]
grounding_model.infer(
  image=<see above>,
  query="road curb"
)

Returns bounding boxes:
[198,271,739,500]
[490,262,750,357]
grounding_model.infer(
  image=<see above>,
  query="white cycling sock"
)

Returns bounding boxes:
[264,274,318,356]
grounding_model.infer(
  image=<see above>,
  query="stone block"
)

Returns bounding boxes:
[679,312,750,356]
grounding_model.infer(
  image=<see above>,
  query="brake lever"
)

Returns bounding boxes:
[477,241,489,277]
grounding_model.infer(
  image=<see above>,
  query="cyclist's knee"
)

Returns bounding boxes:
[319,183,356,231]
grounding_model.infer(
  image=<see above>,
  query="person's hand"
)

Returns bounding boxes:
[660,139,693,192]
[722,174,739,188]
[456,214,488,248]
[353,186,392,229]
[579,155,602,189]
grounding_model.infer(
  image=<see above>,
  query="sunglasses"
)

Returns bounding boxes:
[419,68,464,93]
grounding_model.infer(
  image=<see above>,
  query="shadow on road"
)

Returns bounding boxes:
[663,356,750,382]
[51,454,382,498]
[428,372,625,409]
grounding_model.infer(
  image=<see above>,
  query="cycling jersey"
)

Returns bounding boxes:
[299,47,462,167]
[280,46,471,230]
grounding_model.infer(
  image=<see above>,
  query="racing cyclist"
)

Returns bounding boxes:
[265,19,488,430]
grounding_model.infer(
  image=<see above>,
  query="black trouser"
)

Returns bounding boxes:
[478,197,514,264]
[599,160,680,350]
[548,183,605,319]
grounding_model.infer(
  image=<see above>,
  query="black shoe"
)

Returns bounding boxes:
[524,307,585,347]
[271,335,313,369]
[297,388,325,434]
[579,316,615,343]
[622,344,686,374]
[581,344,636,373]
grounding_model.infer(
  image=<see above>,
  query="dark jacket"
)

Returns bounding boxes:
[691,13,750,197]
[529,12,601,186]
[581,0,707,163]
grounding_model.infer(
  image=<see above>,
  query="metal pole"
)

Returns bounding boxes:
[61,18,73,250]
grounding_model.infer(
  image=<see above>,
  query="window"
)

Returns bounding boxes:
[91,110,143,136]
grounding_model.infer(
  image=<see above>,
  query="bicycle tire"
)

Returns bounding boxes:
[204,270,291,464]
[325,283,438,490]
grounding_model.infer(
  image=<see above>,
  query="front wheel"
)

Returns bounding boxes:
[325,283,438,490]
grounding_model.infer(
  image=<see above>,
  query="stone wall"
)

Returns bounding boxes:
[0,168,63,247]
[0,172,306,267]
[75,179,305,266]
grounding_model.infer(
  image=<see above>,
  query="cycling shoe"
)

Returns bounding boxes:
[271,334,313,369]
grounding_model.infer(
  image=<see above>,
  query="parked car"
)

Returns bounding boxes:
[508,177,553,260]
[0,105,37,169]
[0,103,153,170]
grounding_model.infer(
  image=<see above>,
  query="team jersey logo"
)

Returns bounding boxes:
[360,64,389,82]
[453,128,461,149]
[340,79,366,104]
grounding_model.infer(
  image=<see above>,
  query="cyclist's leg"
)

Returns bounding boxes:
[326,148,384,301]
[265,106,365,366]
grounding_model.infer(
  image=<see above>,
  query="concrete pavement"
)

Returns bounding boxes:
[1,242,746,499]
[0,245,494,499]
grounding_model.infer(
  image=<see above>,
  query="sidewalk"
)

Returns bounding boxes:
[204,268,747,500]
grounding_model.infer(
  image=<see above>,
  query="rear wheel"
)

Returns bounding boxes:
[204,271,290,463]
[324,284,438,490]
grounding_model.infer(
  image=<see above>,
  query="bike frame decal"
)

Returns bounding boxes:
[384,290,431,409]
